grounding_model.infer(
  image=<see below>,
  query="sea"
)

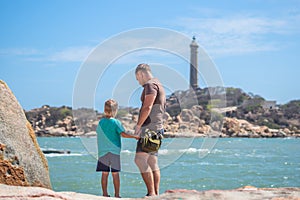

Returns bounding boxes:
[37,137,300,198]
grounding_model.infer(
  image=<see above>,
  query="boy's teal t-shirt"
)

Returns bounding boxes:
[96,117,125,157]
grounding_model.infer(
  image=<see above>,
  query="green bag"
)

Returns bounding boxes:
[141,129,162,153]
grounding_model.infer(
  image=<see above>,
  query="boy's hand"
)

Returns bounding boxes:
[133,135,140,140]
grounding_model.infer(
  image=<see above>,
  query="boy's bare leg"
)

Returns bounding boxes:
[101,172,109,197]
[112,172,120,197]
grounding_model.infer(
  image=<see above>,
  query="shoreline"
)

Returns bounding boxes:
[35,131,300,138]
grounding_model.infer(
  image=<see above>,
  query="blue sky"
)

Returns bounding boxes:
[1,0,300,111]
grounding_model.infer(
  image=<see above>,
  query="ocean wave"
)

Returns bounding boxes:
[120,148,224,155]
[45,153,85,157]
[158,149,169,155]
[121,150,132,154]
[178,148,223,154]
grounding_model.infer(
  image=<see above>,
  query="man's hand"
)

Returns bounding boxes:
[134,125,142,137]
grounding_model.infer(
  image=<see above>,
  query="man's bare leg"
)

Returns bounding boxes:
[112,172,120,197]
[101,172,109,197]
[135,152,155,196]
[141,171,155,196]
[152,170,160,195]
[148,155,160,195]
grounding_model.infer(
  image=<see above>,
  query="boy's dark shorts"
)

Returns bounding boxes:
[96,152,121,172]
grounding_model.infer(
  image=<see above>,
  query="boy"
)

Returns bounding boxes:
[96,99,138,197]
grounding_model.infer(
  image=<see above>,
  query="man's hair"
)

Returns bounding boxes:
[104,99,118,117]
[135,63,151,74]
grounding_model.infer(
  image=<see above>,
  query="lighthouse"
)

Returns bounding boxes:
[190,36,199,90]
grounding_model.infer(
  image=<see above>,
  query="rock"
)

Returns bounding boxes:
[163,112,172,122]
[160,186,300,200]
[179,109,194,122]
[190,105,203,118]
[0,184,299,200]
[236,132,251,137]
[179,123,189,130]
[0,184,111,200]
[191,116,201,124]
[46,127,68,136]
[276,130,287,137]
[249,133,260,138]
[211,121,221,131]
[120,113,133,121]
[283,128,291,135]
[84,131,97,137]
[222,117,241,136]
[169,123,179,132]
[198,125,211,134]
[199,119,206,126]
[0,80,51,189]
[42,150,71,154]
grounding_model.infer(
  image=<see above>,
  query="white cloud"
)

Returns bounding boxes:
[4,12,300,64]
[47,46,94,62]
[0,46,95,63]
[175,13,300,57]
[0,37,189,66]
[0,48,40,56]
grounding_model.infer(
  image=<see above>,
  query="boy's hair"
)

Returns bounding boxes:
[104,99,118,117]
[135,63,151,74]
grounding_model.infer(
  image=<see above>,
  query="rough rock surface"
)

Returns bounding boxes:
[0,184,299,200]
[0,80,51,189]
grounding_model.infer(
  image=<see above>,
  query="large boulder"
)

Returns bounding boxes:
[0,80,51,189]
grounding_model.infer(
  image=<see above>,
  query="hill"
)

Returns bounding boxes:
[25,87,300,138]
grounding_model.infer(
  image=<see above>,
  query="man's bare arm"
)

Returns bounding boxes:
[134,94,156,135]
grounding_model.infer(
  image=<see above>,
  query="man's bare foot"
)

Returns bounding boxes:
[145,193,156,197]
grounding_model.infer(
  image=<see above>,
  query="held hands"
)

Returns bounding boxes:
[133,135,140,140]
[134,125,142,139]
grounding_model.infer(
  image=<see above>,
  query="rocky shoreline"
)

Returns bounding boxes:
[23,86,300,138]
[25,105,300,138]
[1,184,299,200]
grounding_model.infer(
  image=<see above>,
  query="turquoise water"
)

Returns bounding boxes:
[37,137,300,198]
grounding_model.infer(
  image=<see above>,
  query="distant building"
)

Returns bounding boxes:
[190,36,199,90]
[262,101,277,110]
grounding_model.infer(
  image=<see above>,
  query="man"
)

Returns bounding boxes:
[134,63,166,196]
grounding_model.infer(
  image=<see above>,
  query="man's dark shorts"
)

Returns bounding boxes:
[96,152,120,172]
[136,139,158,156]
[136,129,164,156]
